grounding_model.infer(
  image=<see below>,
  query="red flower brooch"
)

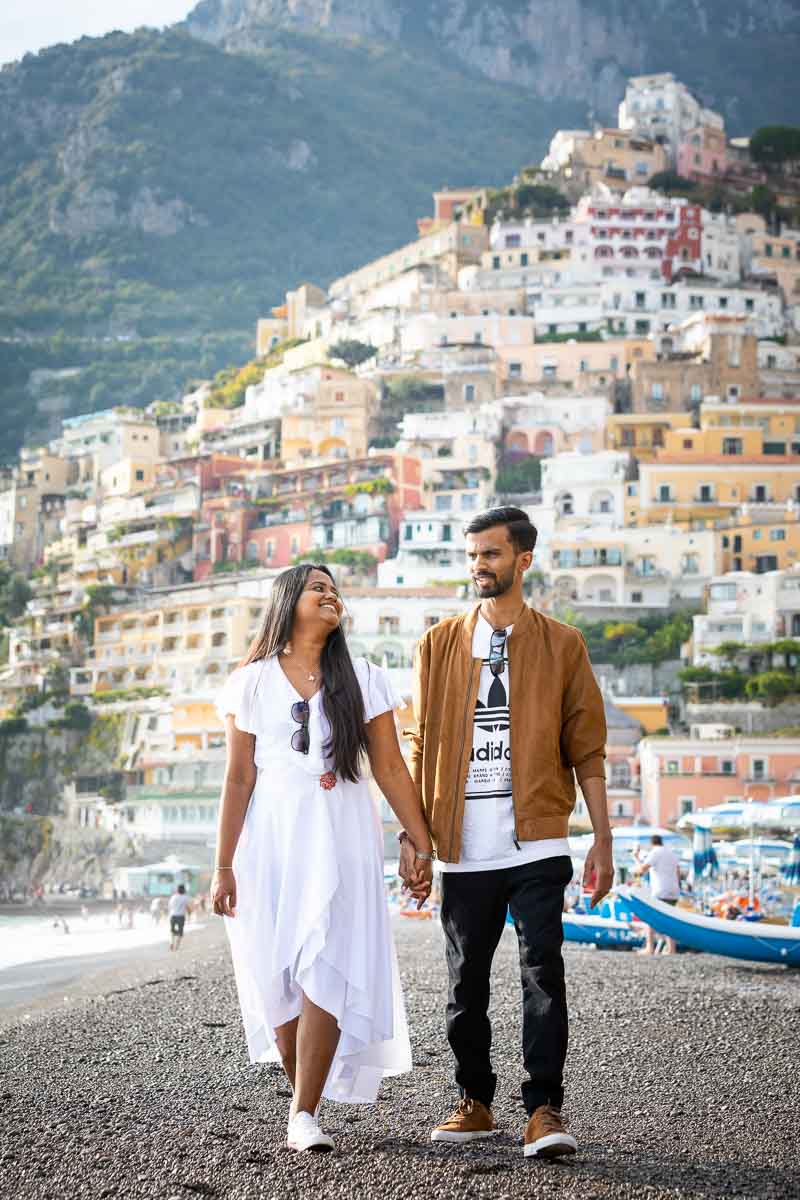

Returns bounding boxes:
[319,771,337,791]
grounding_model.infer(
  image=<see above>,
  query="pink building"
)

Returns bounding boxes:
[638,733,800,826]
[676,125,729,183]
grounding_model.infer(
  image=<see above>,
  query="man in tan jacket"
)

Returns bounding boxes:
[401,506,613,1158]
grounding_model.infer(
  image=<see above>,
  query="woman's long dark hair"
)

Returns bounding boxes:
[242,563,368,783]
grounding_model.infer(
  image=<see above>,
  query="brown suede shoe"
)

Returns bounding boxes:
[430,1098,497,1143]
[523,1105,577,1158]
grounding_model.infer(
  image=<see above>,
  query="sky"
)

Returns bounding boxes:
[1,1,197,66]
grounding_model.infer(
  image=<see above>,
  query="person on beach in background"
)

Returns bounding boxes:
[633,835,680,955]
[168,884,189,951]
[210,564,433,1154]
[402,507,613,1160]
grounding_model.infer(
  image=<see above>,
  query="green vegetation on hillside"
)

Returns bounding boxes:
[561,612,693,668]
[680,638,800,706]
[0,26,582,461]
[750,125,800,165]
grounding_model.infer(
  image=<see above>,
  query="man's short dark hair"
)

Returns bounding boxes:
[177,883,186,893]
[651,835,663,846]
[463,506,538,554]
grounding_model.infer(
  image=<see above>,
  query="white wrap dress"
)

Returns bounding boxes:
[215,654,411,1104]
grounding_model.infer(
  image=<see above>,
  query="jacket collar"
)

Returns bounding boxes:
[460,601,536,655]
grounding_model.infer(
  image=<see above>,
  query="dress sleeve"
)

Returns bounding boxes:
[358,660,399,722]
[215,664,260,734]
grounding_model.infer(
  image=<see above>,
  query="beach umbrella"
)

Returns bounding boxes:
[691,825,718,885]
[762,797,800,831]
[678,801,771,832]
[782,835,800,886]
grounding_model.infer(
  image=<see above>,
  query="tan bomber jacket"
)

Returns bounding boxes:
[406,603,607,863]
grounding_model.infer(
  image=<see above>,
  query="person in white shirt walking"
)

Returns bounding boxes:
[634,835,681,955]
[168,884,190,951]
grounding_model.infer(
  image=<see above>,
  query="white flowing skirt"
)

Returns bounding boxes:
[225,758,411,1103]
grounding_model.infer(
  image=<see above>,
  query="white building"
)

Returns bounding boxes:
[692,569,800,665]
[500,391,609,458]
[377,512,469,591]
[541,130,592,172]
[702,212,741,283]
[540,450,630,527]
[548,523,718,610]
[619,73,724,161]
[344,585,473,664]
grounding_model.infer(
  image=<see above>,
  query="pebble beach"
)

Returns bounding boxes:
[1,917,798,1200]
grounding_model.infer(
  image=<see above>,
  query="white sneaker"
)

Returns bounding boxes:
[287,1110,334,1153]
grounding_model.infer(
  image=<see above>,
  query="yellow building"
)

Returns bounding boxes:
[329,221,488,303]
[174,698,227,751]
[716,512,800,575]
[750,227,800,305]
[281,368,375,465]
[548,127,668,194]
[99,459,157,498]
[79,594,265,696]
[605,412,687,460]
[0,448,76,569]
[480,244,572,273]
[701,397,800,438]
[495,336,653,391]
[432,286,528,317]
[256,310,289,356]
[614,697,669,734]
[637,423,800,525]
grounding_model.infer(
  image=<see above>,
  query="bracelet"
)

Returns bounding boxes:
[398,830,435,861]
[214,866,234,872]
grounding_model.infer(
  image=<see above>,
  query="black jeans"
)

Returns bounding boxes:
[440,855,572,1115]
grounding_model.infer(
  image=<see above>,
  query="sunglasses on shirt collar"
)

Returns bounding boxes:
[489,628,507,677]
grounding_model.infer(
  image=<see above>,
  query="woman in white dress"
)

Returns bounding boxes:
[210,564,434,1153]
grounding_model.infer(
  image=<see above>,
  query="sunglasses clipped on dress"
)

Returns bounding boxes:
[489,628,507,677]
[291,699,310,754]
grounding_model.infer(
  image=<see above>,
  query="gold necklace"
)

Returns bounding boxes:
[282,645,320,682]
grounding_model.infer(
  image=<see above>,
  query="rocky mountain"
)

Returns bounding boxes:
[188,0,800,133]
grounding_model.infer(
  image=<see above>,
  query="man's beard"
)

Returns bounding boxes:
[472,565,516,598]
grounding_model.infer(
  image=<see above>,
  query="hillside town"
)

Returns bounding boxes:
[2,71,800,873]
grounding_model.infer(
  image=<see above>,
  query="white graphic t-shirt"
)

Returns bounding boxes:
[437,614,571,874]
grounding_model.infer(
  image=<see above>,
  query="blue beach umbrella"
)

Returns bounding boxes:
[782,835,800,886]
[692,825,718,884]
[763,797,800,831]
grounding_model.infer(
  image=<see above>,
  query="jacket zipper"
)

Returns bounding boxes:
[509,635,521,850]
[451,663,477,860]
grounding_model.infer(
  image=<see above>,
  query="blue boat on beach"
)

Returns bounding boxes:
[619,887,800,966]
[561,910,644,949]
[506,895,645,949]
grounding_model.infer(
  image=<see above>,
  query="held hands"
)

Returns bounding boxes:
[210,868,237,918]
[583,838,614,910]
[398,835,433,910]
